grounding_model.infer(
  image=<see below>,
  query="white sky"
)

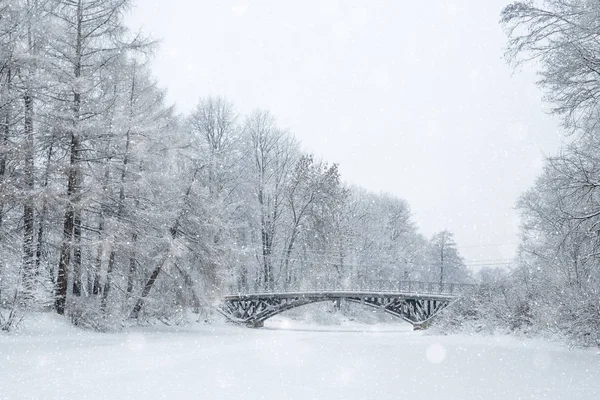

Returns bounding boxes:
[126,0,563,270]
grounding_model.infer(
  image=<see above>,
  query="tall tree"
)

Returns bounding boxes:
[281,155,342,287]
[427,231,470,284]
[46,0,148,314]
[243,110,298,290]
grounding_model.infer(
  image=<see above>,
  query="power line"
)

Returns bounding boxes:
[460,242,518,248]
[464,258,513,265]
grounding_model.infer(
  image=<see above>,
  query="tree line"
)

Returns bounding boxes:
[436,0,600,347]
[0,0,471,330]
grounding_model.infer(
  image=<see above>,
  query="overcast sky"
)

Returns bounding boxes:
[126,0,563,270]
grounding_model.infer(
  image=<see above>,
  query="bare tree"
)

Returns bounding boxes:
[502,0,600,130]
[428,230,470,285]
[281,155,342,287]
[243,110,298,290]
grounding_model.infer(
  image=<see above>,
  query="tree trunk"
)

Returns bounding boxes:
[34,203,47,276]
[101,124,132,309]
[129,258,165,320]
[55,134,79,315]
[35,138,55,282]
[91,165,111,296]
[261,225,273,290]
[100,248,115,311]
[283,227,300,287]
[92,214,104,295]
[22,90,35,300]
[126,233,138,294]
[55,0,83,315]
[0,67,11,232]
[72,210,82,296]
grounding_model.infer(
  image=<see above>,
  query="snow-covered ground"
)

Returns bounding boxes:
[1,313,599,400]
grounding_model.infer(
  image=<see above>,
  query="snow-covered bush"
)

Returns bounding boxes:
[430,273,534,336]
[0,290,24,332]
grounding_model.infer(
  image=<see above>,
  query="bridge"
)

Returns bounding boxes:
[221,281,474,329]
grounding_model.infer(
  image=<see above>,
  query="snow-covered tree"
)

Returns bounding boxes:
[425,230,471,284]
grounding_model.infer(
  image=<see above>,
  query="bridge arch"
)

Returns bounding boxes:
[221,291,458,328]
[244,298,414,327]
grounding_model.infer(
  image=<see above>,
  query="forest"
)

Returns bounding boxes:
[0,0,471,330]
[0,0,599,348]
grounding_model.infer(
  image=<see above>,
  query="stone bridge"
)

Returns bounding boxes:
[221,281,473,329]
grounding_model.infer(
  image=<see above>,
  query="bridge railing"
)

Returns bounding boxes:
[233,280,475,296]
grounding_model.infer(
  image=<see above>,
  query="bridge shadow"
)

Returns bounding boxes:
[262,316,415,333]
[262,326,416,333]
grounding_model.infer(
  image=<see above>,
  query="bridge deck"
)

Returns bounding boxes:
[224,290,461,301]
[221,282,475,327]
[225,281,474,300]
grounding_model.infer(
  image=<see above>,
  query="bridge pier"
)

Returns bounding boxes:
[247,320,264,328]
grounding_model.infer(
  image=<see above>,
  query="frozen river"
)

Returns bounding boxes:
[2,314,599,399]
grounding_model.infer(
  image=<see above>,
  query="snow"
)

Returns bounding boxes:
[1,313,599,400]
